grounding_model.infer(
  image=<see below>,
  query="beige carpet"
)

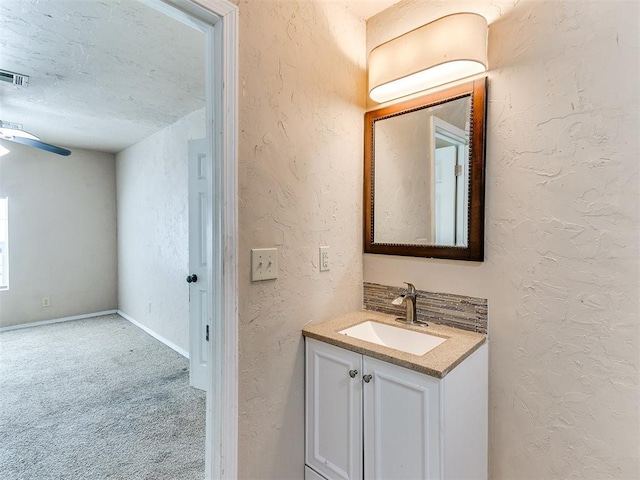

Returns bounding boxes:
[0,314,205,479]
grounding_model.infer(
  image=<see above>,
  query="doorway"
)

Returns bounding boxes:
[113,0,239,476]
[161,0,239,476]
[0,0,238,476]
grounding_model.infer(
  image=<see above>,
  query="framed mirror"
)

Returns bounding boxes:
[364,78,487,261]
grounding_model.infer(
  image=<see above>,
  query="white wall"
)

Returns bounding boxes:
[366,1,639,478]
[236,0,365,477]
[116,109,204,353]
[0,142,117,327]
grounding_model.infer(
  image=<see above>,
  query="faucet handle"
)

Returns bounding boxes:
[404,282,416,294]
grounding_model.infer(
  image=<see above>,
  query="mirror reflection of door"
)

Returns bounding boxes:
[431,117,469,246]
[434,145,457,245]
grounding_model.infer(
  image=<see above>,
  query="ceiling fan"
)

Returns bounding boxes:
[0,121,71,156]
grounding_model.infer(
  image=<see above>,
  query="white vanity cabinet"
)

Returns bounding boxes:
[304,338,488,480]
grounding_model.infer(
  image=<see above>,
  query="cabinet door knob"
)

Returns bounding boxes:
[348,369,358,378]
[363,374,373,383]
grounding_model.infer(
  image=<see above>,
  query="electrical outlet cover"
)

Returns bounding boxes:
[319,246,330,272]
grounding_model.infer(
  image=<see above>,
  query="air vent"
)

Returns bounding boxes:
[0,69,29,88]
[0,121,24,131]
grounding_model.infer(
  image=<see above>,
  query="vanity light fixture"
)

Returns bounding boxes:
[368,13,488,103]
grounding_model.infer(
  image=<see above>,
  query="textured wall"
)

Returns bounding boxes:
[0,143,117,327]
[116,109,204,352]
[236,0,365,478]
[366,1,640,478]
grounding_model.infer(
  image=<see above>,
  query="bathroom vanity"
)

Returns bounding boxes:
[302,311,488,480]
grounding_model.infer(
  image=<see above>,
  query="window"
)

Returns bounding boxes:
[0,197,8,289]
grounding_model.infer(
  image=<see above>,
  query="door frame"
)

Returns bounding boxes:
[151,0,238,478]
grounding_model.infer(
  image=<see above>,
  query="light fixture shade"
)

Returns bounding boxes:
[368,13,488,103]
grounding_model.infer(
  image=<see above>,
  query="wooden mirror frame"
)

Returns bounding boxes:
[364,77,487,261]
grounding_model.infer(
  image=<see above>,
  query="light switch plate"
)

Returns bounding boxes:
[319,246,330,272]
[251,248,278,281]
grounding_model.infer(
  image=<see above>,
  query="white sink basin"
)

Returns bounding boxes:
[338,320,446,356]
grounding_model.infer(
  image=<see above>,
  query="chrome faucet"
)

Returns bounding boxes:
[392,282,427,326]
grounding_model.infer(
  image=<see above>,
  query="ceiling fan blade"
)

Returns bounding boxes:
[5,136,71,156]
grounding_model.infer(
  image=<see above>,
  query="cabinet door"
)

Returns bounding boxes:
[363,356,441,480]
[305,338,363,480]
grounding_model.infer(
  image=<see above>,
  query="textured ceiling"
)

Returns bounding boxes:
[0,0,205,153]
[0,0,401,154]
[346,0,403,20]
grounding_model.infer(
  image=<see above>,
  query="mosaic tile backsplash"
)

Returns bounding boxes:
[363,282,488,334]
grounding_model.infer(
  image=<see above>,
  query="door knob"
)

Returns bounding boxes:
[348,369,358,378]
[363,374,372,383]
[186,274,198,283]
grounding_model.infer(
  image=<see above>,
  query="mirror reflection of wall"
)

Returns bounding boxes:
[373,96,470,247]
[374,109,432,244]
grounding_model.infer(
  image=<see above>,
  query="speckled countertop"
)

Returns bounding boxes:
[302,310,486,379]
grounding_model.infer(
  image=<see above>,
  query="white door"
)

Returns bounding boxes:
[305,338,363,480]
[188,138,210,391]
[434,145,457,245]
[363,355,441,480]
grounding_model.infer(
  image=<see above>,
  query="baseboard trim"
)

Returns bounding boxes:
[117,310,189,359]
[0,310,118,333]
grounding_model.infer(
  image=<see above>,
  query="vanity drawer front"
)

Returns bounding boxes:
[305,465,328,480]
